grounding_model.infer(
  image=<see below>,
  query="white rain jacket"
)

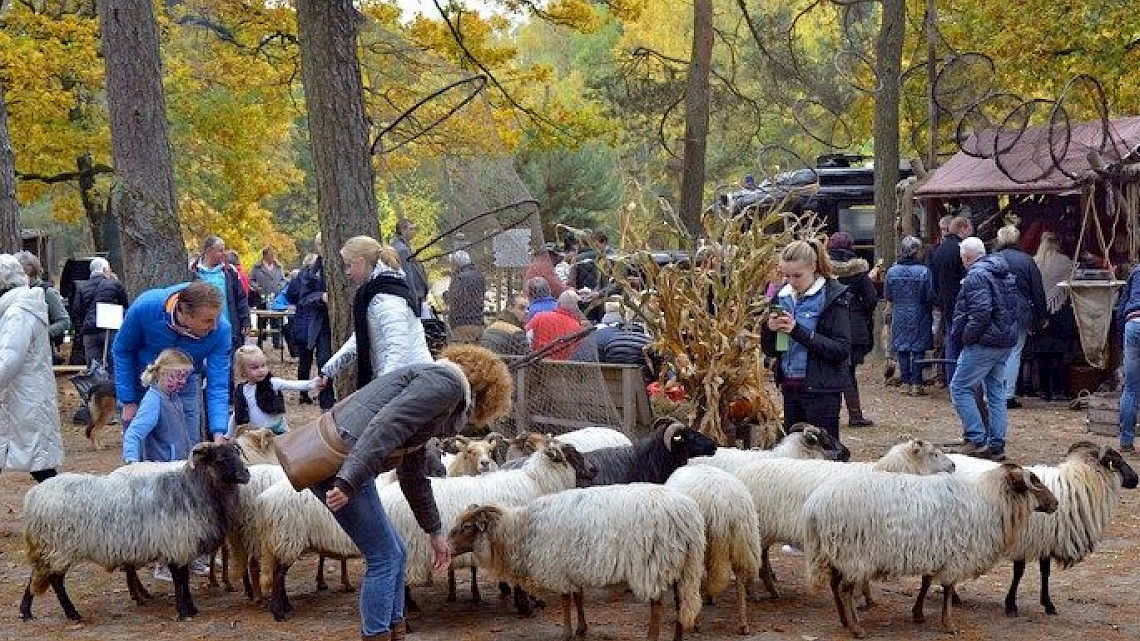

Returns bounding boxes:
[0,286,64,473]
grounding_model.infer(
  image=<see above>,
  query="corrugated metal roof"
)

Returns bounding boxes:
[915,115,1140,198]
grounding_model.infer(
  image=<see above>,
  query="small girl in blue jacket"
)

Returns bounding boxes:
[122,348,197,464]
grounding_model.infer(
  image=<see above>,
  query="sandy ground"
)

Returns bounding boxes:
[1,360,1137,641]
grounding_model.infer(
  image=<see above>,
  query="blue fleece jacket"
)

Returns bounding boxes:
[112,283,233,436]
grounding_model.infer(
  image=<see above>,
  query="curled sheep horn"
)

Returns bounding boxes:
[662,420,685,449]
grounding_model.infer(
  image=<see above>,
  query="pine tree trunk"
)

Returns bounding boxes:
[678,0,714,240]
[296,0,381,355]
[0,83,21,254]
[96,0,186,298]
[873,0,905,268]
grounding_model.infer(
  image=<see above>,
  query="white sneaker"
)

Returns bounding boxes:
[780,544,804,557]
[153,564,173,582]
[190,555,211,577]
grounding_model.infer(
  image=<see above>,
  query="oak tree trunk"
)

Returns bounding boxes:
[873,0,905,268]
[96,0,186,298]
[678,0,714,240]
[295,0,381,365]
[0,83,20,254]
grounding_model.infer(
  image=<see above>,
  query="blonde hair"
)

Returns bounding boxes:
[341,236,381,268]
[141,348,193,387]
[1034,231,1064,266]
[232,344,269,384]
[780,239,833,278]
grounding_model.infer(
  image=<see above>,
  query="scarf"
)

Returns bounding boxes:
[1036,250,1073,314]
[353,271,418,388]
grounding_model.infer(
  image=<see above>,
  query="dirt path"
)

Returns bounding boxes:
[2,365,1137,641]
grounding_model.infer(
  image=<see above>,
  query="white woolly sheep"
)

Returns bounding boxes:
[503,426,633,461]
[448,484,706,641]
[735,439,955,599]
[256,440,596,621]
[690,423,850,474]
[665,464,762,634]
[948,442,1138,616]
[802,463,1058,638]
[20,443,251,622]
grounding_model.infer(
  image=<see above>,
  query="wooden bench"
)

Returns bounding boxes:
[504,358,651,434]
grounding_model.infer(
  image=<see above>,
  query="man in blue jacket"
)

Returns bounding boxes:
[112,281,232,444]
[949,237,1017,461]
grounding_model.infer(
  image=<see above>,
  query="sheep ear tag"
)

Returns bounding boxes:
[545,447,565,463]
[804,432,818,446]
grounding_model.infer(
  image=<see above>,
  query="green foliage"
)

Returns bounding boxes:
[516,141,622,232]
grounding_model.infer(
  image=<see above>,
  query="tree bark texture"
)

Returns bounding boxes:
[678,0,714,240]
[873,0,905,268]
[97,0,186,298]
[0,83,21,254]
[77,154,123,274]
[295,0,381,371]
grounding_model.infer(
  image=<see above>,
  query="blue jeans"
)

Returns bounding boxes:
[179,371,203,443]
[898,351,924,385]
[1118,321,1140,447]
[1001,329,1027,400]
[944,324,960,384]
[951,344,1011,450]
[314,478,407,635]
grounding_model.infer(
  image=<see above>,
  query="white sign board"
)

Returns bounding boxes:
[95,303,124,330]
[491,228,532,268]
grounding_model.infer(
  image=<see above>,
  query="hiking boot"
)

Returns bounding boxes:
[849,417,875,428]
[1006,398,1022,409]
[974,445,1007,462]
[953,441,987,455]
[299,393,314,405]
[1121,443,1136,455]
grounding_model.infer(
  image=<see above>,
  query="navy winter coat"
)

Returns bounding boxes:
[284,256,330,349]
[996,246,1047,331]
[829,249,879,361]
[929,234,966,313]
[950,254,1017,349]
[884,258,934,352]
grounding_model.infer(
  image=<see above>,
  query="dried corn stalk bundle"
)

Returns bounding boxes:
[603,206,797,445]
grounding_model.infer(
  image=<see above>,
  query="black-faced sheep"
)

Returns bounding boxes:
[802,463,1058,638]
[584,418,717,485]
[20,443,251,622]
[691,423,850,474]
[949,442,1138,616]
[735,439,955,598]
[448,484,706,641]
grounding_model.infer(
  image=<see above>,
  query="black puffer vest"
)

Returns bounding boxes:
[233,378,286,426]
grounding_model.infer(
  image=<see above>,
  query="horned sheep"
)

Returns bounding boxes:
[583,419,717,486]
[802,463,1058,638]
[664,464,762,634]
[948,442,1138,616]
[691,423,850,474]
[20,443,251,622]
[735,439,955,598]
[448,484,706,641]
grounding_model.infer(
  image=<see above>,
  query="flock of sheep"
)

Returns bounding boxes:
[16,418,1138,640]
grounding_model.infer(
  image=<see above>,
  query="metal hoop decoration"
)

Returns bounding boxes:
[369,74,489,156]
[993,98,1057,184]
[1049,74,1112,180]
[955,92,1023,159]
[411,198,540,263]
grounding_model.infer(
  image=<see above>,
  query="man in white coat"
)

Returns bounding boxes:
[0,254,64,482]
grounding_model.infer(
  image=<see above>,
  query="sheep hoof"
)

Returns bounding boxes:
[1044,604,1058,616]
[315,582,329,592]
[1004,604,1019,617]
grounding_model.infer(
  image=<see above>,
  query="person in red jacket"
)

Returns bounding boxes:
[527,290,586,360]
